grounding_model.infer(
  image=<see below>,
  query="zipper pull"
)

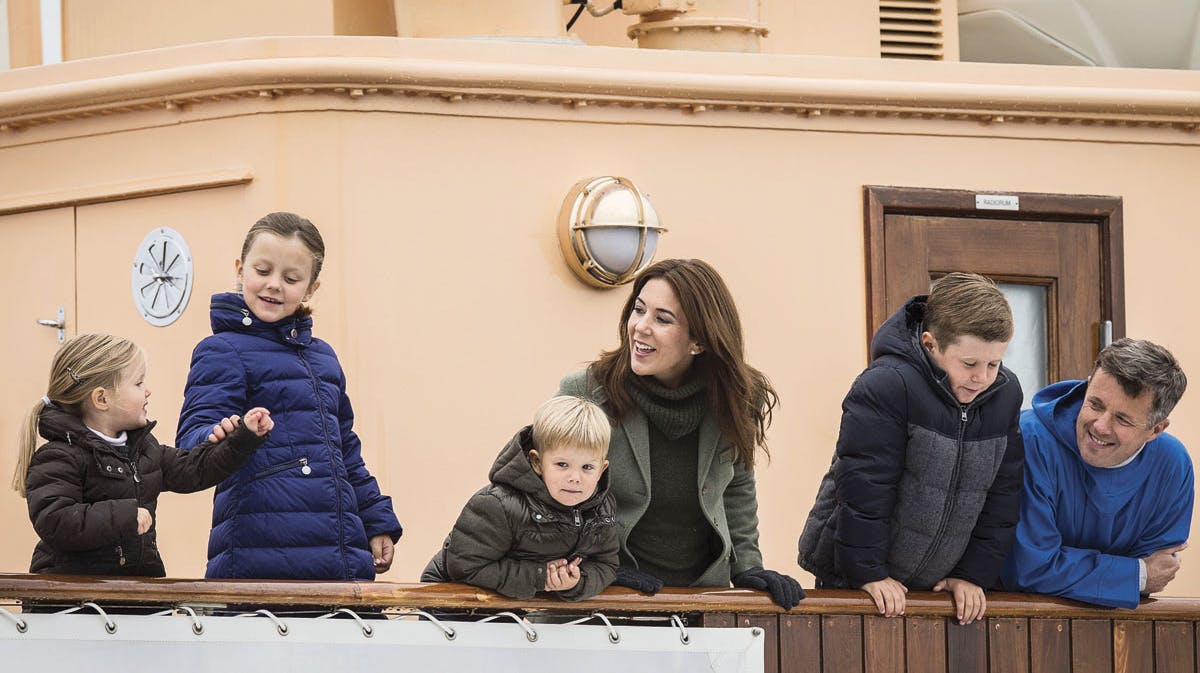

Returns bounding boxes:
[241,309,252,326]
[116,545,125,567]
[961,408,968,423]
[573,509,582,527]
[130,459,141,484]
[300,457,312,475]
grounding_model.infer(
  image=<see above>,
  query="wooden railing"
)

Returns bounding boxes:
[1,575,1197,672]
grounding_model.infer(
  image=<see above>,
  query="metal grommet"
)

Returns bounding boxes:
[670,614,689,645]
[402,609,457,641]
[319,608,374,638]
[479,611,538,643]
[0,608,28,634]
[175,606,205,636]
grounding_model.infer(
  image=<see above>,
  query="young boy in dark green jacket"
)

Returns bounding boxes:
[422,396,618,601]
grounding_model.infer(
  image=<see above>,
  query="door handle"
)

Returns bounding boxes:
[1099,320,1113,350]
[37,306,65,344]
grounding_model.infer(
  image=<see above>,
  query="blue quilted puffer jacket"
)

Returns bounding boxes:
[177,292,402,580]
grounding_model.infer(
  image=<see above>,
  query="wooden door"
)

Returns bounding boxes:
[0,208,77,574]
[866,186,1124,392]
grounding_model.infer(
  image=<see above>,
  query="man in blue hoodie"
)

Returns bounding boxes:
[1002,338,1191,608]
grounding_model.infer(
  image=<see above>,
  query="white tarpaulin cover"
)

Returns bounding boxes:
[0,610,764,672]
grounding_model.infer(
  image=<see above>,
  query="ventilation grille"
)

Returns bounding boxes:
[880,0,944,60]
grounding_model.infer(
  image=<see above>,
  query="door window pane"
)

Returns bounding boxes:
[998,282,1048,409]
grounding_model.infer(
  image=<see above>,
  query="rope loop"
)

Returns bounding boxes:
[479,611,538,643]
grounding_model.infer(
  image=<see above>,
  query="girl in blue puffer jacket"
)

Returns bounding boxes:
[177,212,402,580]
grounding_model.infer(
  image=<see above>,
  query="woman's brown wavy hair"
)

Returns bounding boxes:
[588,259,777,468]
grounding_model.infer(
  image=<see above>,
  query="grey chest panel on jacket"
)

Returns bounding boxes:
[889,424,1008,586]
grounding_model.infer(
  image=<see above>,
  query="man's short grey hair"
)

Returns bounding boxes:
[1094,338,1187,426]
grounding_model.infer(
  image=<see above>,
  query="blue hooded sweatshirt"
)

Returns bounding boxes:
[1000,380,1193,608]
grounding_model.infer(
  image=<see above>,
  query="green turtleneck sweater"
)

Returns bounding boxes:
[624,374,721,586]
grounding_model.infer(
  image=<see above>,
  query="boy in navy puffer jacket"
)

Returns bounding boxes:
[799,273,1024,625]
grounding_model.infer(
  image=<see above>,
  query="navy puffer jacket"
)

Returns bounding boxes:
[177,293,402,580]
[798,296,1024,590]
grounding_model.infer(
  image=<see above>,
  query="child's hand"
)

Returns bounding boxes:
[862,577,908,617]
[207,415,241,444]
[136,507,153,535]
[544,557,582,592]
[369,534,394,573]
[242,407,273,436]
[933,577,986,624]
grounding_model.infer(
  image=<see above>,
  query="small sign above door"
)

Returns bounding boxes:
[976,194,1020,211]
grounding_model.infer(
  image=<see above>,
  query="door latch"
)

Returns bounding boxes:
[37,305,65,344]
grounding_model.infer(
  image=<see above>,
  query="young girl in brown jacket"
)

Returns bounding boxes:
[13,333,272,576]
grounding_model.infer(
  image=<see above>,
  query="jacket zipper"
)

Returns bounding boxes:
[130,443,144,568]
[252,457,309,480]
[573,509,582,527]
[908,405,969,582]
[299,351,349,578]
[116,545,125,567]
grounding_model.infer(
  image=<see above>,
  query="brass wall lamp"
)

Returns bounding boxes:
[558,176,667,288]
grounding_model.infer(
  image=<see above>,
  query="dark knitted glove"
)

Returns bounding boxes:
[733,567,805,610]
[613,566,665,594]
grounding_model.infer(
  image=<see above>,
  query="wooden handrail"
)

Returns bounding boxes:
[2,574,1200,621]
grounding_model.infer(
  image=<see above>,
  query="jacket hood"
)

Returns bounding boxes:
[870,296,928,363]
[38,403,156,451]
[209,292,313,347]
[1030,379,1088,452]
[488,426,610,511]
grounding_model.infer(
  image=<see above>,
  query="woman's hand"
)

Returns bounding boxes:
[369,534,395,573]
[732,567,805,610]
[933,577,986,624]
[862,577,908,617]
[544,558,582,592]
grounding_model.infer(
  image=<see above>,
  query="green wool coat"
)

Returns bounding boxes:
[558,370,764,587]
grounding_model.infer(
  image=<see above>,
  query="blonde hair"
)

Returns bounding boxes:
[12,334,144,496]
[532,396,612,458]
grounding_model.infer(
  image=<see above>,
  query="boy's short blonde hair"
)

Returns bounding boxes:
[532,396,611,458]
[924,272,1013,346]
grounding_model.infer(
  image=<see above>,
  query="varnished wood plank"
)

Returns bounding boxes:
[988,618,1029,673]
[905,617,946,673]
[4,576,1200,619]
[781,614,821,673]
[1152,622,1193,673]
[864,615,904,673]
[1113,620,1152,673]
[1071,619,1112,673]
[822,615,864,673]
[1029,619,1069,673]
[946,619,987,673]
[698,612,735,628]
[742,615,780,673]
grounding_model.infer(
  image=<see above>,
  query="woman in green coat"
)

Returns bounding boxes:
[558,258,803,609]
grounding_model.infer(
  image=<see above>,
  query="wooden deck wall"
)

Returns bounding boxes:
[1,576,1197,672]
